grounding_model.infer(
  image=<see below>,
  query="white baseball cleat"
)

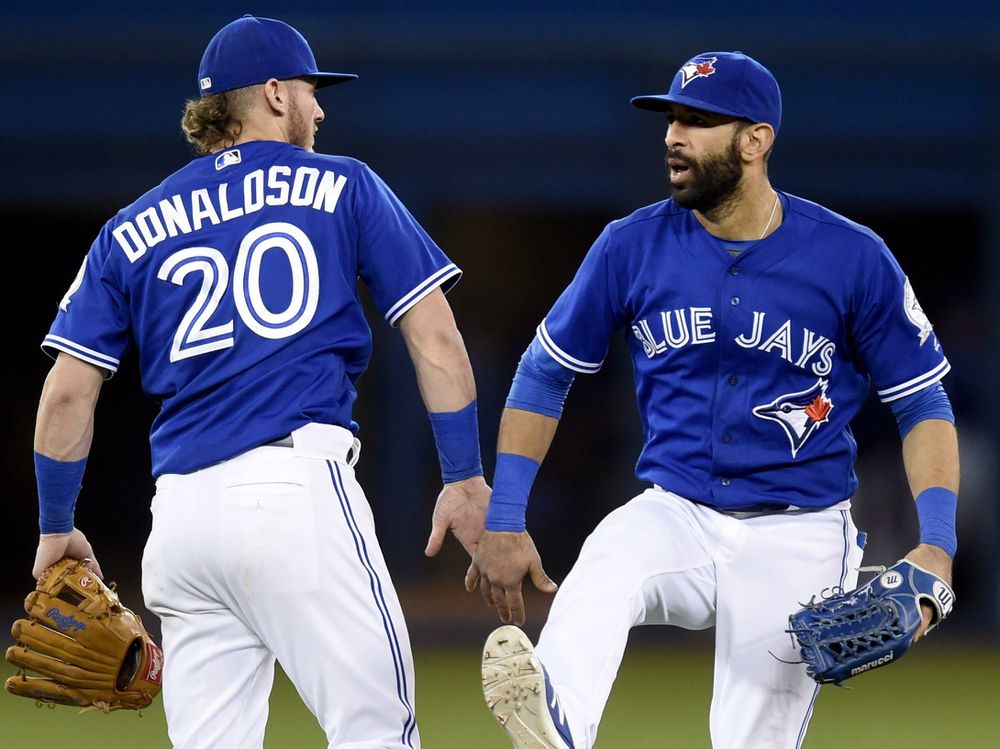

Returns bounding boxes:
[481,625,575,749]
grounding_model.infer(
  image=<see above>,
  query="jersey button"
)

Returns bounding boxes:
[722,433,732,443]
[721,478,731,487]
[730,296,741,306]
[729,266,741,276]
[728,375,739,386]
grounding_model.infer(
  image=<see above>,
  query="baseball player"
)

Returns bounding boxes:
[470,51,959,748]
[31,15,490,749]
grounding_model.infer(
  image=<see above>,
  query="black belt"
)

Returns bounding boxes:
[690,497,793,518]
[725,502,791,513]
[264,433,358,465]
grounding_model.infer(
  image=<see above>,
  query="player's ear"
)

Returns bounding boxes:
[261,78,288,115]
[742,123,775,164]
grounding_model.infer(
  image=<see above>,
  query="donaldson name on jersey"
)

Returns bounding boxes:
[45,141,461,476]
[537,193,948,510]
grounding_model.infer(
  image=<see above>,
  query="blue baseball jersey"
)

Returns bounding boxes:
[537,193,949,510]
[44,141,460,477]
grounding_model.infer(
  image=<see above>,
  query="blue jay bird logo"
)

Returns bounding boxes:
[679,57,718,88]
[752,378,834,458]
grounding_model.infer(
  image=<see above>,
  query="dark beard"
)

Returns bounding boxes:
[667,132,743,212]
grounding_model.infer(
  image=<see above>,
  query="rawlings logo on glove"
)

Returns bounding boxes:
[5,558,163,713]
[787,559,954,685]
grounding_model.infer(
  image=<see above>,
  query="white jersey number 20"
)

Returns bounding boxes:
[157,222,320,362]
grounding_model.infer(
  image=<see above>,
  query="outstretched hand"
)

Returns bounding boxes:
[466,529,557,626]
[425,475,492,558]
[33,528,103,580]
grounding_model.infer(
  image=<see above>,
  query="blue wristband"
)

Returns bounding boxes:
[35,451,87,534]
[485,453,540,532]
[427,400,484,483]
[915,487,958,558]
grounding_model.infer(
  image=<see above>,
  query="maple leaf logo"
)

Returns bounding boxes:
[804,394,832,423]
[679,57,719,88]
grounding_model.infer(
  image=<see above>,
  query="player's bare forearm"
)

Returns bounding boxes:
[35,353,104,461]
[901,418,958,576]
[498,407,559,462]
[398,288,476,411]
[900,418,958,637]
[901,418,959,497]
[33,354,105,579]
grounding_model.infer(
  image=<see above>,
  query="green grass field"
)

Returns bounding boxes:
[3,643,997,747]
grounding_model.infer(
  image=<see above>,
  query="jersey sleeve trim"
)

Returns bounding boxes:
[41,335,120,375]
[876,359,951,403]
[536,320,602,374]
[386,264,463,327]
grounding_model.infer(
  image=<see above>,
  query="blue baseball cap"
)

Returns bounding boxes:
[198,15,357,97]
[631,51,781,135]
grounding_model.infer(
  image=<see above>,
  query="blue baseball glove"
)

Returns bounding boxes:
[787,559,955,685]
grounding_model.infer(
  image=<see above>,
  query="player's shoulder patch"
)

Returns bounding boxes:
[902,276,934,346]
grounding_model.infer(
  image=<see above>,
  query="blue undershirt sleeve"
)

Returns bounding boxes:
[888,382,954,440]
[505,337,577,418]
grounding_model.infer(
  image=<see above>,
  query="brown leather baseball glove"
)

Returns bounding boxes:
[5,557,163,713]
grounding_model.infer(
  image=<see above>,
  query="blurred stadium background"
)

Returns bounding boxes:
[2,1,998,745]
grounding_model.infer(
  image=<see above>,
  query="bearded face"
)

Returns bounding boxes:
[666,127,744,212]
[285,79,322,152]
[287,92,313,151]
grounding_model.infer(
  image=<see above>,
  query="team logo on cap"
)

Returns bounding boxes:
[679,57,718,88]
[752,378,834,458]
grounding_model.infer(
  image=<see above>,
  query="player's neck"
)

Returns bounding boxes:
[211,120,288,152]
[694,179,781,242]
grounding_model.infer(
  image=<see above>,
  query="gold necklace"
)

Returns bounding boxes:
[758,192,779,240]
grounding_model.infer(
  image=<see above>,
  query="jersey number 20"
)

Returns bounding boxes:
[157,222,319,362]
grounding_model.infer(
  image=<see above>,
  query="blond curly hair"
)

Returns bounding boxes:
[180,86,257,155]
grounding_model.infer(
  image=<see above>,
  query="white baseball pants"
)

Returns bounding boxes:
[534,487,864,749]
[141,423,419,749]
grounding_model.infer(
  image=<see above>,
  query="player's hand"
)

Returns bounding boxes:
[466,529,557,626]
[33,528,103,580]
[425,475,491,558]
[904,542,953,642]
